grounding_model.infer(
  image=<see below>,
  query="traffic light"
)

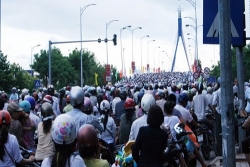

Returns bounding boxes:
[113,34,117,45]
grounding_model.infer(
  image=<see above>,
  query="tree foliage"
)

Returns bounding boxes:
[32,47,120,89]
[210,44,250,81]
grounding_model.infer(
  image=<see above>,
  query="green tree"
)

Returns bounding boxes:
[0,52,12,91]
[32,47,77,89]
[9,63,36,91]
[210,44,250,81]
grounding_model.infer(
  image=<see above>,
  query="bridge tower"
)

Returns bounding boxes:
[171,7,191,72]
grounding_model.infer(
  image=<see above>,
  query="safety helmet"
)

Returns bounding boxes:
[124,98,135,110]
[47,85,54,96]
[84,92,91,98]
[52,114,76,145]
[41,102,54,121]
[32,92,38,101]
[158,91,164,99]
[70,86,84,107]
[207,87,212,93]
[178,93,189,103]
[77,124,98,148]
[12,87,16,91]
[120,90,127,100]
[83,97,93,112]
[1,93,8,102]
[59,89,66,96]
[0,110,11,125]
[22,88,29,96]
[43,95,53,104]
[19,100,31,113]
[100,100,110,111]
[141,93,155,113]
[24,96,36,110]
[66,86,71,91]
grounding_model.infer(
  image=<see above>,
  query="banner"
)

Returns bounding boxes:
[95,73,98,85]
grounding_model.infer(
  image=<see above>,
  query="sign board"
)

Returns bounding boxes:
[203,0,245,46]
[193,72,200,79]
[25,70,34,77]
[34,80,41,88]
[105,64,111,82]
[106,76,111,82]
[207,76,217,83]
[196,66,201,73]
[204,67,210,75]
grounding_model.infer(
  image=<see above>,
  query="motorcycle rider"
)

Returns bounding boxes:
[192,83,215,131]
[9,87,18,102]
[77,124,109,167]
[175,92,209,167]
[129,93,155,140]
[47,85,61,116]
[0,110,35,166]
[114,90,127,126]
[67,86,88,133]
[156,91,167,115]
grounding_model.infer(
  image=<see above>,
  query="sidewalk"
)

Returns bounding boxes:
[209,147,248,167]
[209,154,248,167]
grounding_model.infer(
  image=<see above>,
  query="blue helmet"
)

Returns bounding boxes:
[178,93,189,103]
[24,96,36,110]
[19,100,31,113]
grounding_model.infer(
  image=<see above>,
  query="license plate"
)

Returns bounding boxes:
[197,134,203,142]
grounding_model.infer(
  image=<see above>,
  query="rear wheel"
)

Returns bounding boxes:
[201,145,211,160]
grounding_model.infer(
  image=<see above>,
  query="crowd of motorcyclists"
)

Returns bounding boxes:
[0,71,248,167]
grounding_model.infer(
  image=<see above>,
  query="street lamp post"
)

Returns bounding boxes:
[147,40,155,73]
[123,48,125,76]
[80,4,96,88]
[140,35,149,71]
[31,44,40,66]
[106,19,119,65]
[120,25,131,77]
[154,46,160,73]
[183,0,198,67]
[127,27,142,62]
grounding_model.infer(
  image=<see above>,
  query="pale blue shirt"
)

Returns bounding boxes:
[67,108,88,133]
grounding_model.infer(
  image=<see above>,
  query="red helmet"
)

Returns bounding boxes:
[66,86,71,91]
[32,92,38,101]
[1,93,8,101]
[124,98,135,110]
[0,110,11,125]
[43,95,53,104]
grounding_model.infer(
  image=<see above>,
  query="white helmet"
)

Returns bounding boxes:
[141,93,155,113]
[100,100,110,111]
[52,114,76,145]
[70,86,84,107]
[22,88,29,96]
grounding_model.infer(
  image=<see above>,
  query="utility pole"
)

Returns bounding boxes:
[219,0,236,166]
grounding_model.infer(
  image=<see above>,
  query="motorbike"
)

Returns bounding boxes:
[163,123,196,167]
[19,146,41,167]
[195,122,215,160]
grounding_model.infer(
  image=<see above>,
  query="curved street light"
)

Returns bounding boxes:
[140,35,149,70]
[31,44,40,66]
[106,19,119,65]
[120,25,131,76]
[80,3,96,88]
[127,27,142,62]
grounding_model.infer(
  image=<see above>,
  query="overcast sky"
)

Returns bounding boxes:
[1,0,249,74]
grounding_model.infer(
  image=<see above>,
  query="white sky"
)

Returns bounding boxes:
[1,0,249,74]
